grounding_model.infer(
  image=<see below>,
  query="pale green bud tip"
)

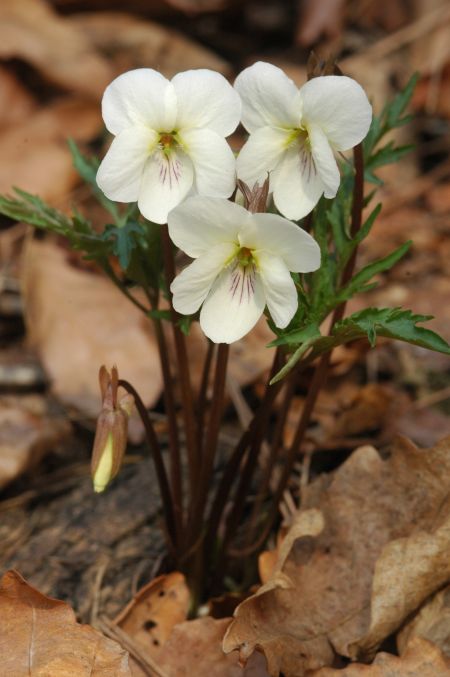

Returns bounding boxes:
[93,432,114,493]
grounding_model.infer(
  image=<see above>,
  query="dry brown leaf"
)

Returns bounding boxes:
[162,0,228,13]
[224,435,450,676]
[397,585,450,659]
[157,617,269,677]
[296,0,345,47]
[114,572,190,662]
[313,637,450,676]
[0,570,131,676]
[71,12,230,79]
[0,394,71,490]
[0,0,112,98]
[0,98,101,201]
[21,240,162,422]
[426,182,450,214]
[331,384,392,438]
[0,66,36,130]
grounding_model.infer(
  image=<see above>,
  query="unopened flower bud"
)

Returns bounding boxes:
[91,366,134,493]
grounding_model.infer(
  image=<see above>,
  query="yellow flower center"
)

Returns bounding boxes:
[236,246,254,268]
[158,131,179,155]
[285,127,310,150]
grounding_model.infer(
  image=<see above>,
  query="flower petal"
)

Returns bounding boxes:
[308,123,340,198]
[171,242,237,315]
[300,75,372,150]
[240,213,321,272]
[257,252,298,328]
[234,61,301,133]
[172,69,241,136]
[137,149,194,224]
[179,128,236,198]
[271,143,325,220]
[168,197,250,257]
[102,68,177,135]
[236,126,289,187]
[96,126,158,202]
[200,264,265,343]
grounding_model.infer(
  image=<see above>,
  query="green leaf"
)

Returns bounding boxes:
[309,198,337,317]
[386,72,419,129]
[68,139,120,220]
[178,315,194,335]
[269,322,321,348]
[101,221,143,270]
[148,308,172,321]
[365,143,414,184]
[270,335,318,384]
[354,203,382,245]
[336,241,411,303]
[333,307,450,355]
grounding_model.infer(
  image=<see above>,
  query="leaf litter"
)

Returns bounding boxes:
[0,570,131,676]
[0,0,450,675]
[224,435,450,676]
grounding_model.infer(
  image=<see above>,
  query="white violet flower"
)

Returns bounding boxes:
[169,196,321,344]
[96,68,241,224]
[234,62,372,220]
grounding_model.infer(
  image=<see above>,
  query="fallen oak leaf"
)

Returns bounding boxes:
[313,637,450,676]
[0,570,131,676]
[224,436,450,676]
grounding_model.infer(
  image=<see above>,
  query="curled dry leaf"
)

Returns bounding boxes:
[397,584,450,659]
[0,570,131,676]
[21,240,162,425]
[313,637,450,676]
[0,0,112,98]
[224,435,450,676]
[114,572,190,664]
[70,12,230,79]
[0,394,71,490]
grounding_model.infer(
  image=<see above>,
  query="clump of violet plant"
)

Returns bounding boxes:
[1,59,448,606]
